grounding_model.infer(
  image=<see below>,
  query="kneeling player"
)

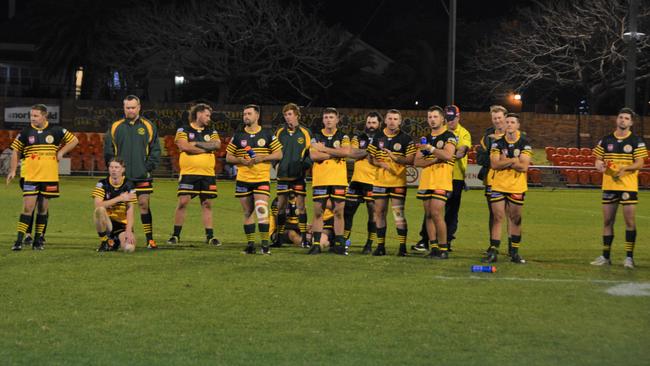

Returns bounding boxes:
[483,113,531,264]
[92,159,137,252]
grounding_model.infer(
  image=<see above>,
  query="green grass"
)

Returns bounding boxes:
[1,178,649,365]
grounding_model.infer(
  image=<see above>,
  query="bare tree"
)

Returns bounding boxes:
[98,0,346,104]
[464,0,650,112]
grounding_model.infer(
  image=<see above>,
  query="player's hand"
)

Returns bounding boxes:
[594,160,606,173]
[311,142,325,151]
[240,157,254,166]
[56,151,64,161]
[614,166,628,178]
[120,192,136,202]
[382,148,397,161]
[124,231,135,245]
[6,171,15,185]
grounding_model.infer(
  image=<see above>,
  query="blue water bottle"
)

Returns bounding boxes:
[244,145,256,158]
[344,239,351,256]
[420,136,430,156]
[471,265,496,273]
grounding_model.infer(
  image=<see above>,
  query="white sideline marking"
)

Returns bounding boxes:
[551,207,650,220]
[605,283,650,297]
[434,275,640,285]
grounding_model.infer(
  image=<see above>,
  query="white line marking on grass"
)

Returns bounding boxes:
[551,207,650,220]
[605,283,650,297]
[434,275,644,285]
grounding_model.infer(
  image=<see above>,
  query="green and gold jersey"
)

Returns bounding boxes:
[490,132,532,193]
[275,125,312,180]
[368,128,416,187]
[311,128,350,187]
[226,126,282,182]
[350,132,378,185]
[175,123,219,176]
[92,177,137,224]
[418,129,457,191]
[593,132,647,192]
[10,122,75,182]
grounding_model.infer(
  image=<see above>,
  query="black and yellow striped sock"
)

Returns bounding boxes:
[489,239,500,250]
[26,211,35,237]
[376,226,387,247]
[141,212,153,242]
[397,227,407,245]
[277,213,286,237]
[510,235,521,255]
[34,214,47,240]
[313,232,321,247]
[16,214,31,243]
[366,221,376,245]
[244,224,256,245]
[299,213,308,241]
[98,230,108,242]
[429,240,438,250]
[602,235,614,259]
[625,230,636,258]
[259,223,270,246]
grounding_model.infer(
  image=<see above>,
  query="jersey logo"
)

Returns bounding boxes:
[607,144,613,151]
[360,140,366,147]
[189,133,195,140]
[622,192,630,200]
[514,149,520,157]
[333,140,340,148]
[297,137,305,144]
[204,135,211,141]
[45,135,54,144]
[138,128,146,135]
[623,144,632,153]
[257,138,266,147]
[394,143,402,151]
[379,141,385,149]
[436,141,444,149]
[241,140,248,147]
[28,136,35,144]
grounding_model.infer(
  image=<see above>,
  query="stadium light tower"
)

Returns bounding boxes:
[624,0,645,110]
[445,0,457,105]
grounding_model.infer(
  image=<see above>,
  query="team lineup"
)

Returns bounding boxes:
[5,98,647,268]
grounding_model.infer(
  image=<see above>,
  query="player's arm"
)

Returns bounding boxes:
[433,141,456,162]
[490,149,513,170]
[511,153,531,172]
[615,157,645,177]
[414,150,436,168]
[56,135,79,160]
[348,148,368,160]
[194,133,221,152]
[124,201,135,245]
[476,135,491,167]
[6,149,19,184]
[177,138,208,154]
[145,130,161,173]
[318,145,350,158]
[255,148,282,163]
[456,132,471,159]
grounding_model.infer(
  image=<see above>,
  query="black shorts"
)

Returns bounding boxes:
[323,216,334,230]
[313,185,346,204]
[372,186,407,199]
[484,185,492,197]
[346,181,374,203]
[602,191,638,205]
[277,178,307,196]
[109,221,127,247]
[133,179,154,196]
[177,175,217,199]
[416,189,450,201]
[22,181,60,198]
[235,181,271,197]
[490,191,525,206]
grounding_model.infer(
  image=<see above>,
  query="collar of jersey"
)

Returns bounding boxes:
[190,122,204,132]
[613,130,631,140]
[109,176,125,188]
[505,131,521,144]
[383,128,400,138]
[127,117,141,125]
[430,126,448,137]
[31,121,49,131]
[321,128,337,137]
[245,125,261,135]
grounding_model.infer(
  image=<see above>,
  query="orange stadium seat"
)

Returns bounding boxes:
[639,172,650,188]
[578,170,591,185]
[71,156,83,171]
[556,147,568,156]
[565,169,578,185]
[570,162,582,167]
[528,168,542,184]
[590,171,602,186]
[558,161,570,166]
[545,146,556,160]
[75,132,88,145]
[568,147,579,156]
[551,154,562,165]
[580,147,592,156]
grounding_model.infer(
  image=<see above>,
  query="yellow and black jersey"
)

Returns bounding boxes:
[10,122,75,182]
[226,126,282,182]
[593,132,647,192]
[350,132,378,185]
[418,129,457,191]
[368,128,416,187]
[175,123,219,176]
[91,177,137,224]
[311,128,350,187]
[490,132,532,193]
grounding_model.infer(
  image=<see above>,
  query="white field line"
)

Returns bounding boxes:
[433,275,648,285]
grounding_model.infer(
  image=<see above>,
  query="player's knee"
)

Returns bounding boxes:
[94,206,107,219]
[201,199,212,209]
[255,200,269,222]
[391,205,405,224]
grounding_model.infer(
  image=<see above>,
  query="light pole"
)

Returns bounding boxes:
[623,0,646,110]
[445,0,457,105]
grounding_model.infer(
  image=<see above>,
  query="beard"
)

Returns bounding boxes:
[365,127,377,136]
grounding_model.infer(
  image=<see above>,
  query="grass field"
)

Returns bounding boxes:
[1,177,649,365]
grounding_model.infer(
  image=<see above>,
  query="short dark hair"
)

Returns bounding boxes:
[31,104,48,115]
[123,95,141,104]
[386,109,402,119]
[322,107,339,117]
[282,103,301,118]
[427,105,444,114]
[618,107,636,121]
[190,103,213,122]
[108,157,126,168]
[244,104,260,113]
[365,111,383,123]
[505,112,520,122]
